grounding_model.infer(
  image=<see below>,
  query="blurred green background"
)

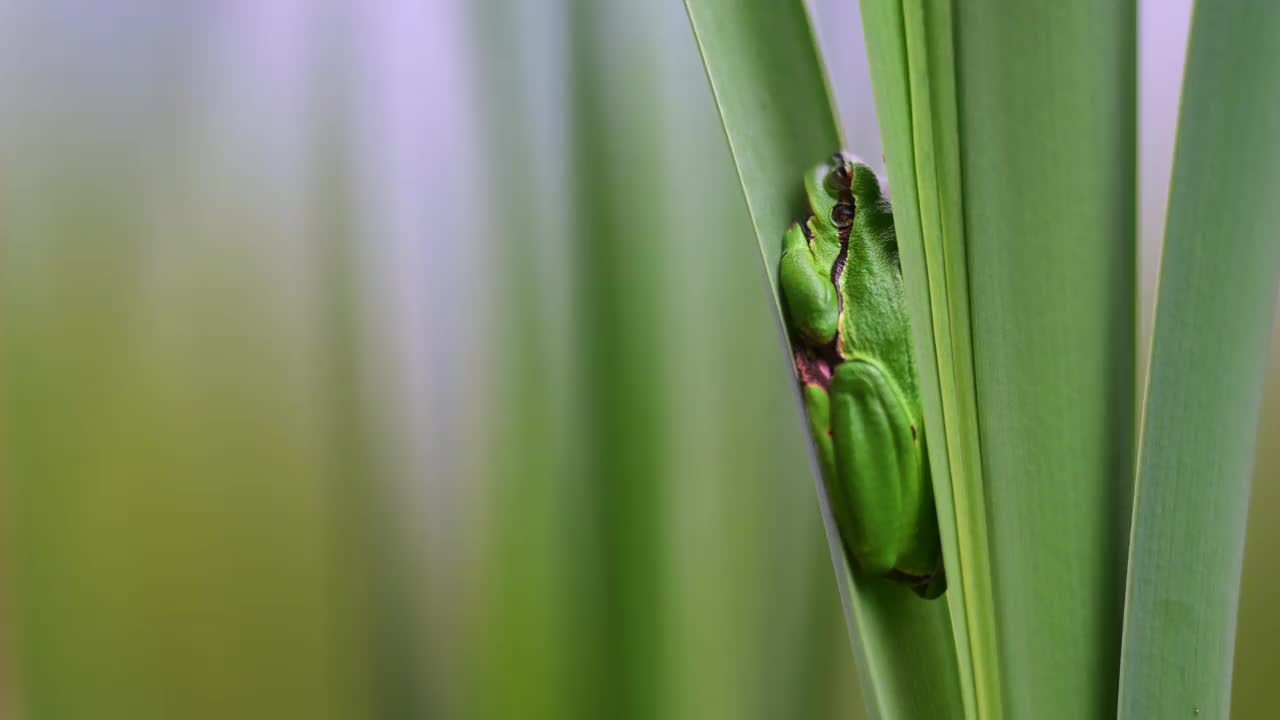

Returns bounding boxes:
[0,2,1273,719]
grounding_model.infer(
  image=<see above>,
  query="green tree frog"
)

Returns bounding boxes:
[779,153,945,599]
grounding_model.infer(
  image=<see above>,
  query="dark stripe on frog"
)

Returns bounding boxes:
[828,193,855,308]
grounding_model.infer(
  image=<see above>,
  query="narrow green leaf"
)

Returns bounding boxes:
[684,0,842,303]
[571,2,677,715]
[467,2,584,718]
[685,2,964,717]
[857,1,998,716]
[1120,2,1280,717]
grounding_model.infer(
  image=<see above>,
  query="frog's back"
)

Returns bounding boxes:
[837,164,921,409]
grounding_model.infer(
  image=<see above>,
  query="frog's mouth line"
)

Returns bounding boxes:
[827,190,855,361]
[829,181,855,297]
[830,221,851,293]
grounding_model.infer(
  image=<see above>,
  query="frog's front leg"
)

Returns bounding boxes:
[779,223,838,346]
[828,357,942,596]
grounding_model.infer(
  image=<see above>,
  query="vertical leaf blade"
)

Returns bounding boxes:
[857,1,1000,716]
[859,0,1142,714]
[685,0,842,298]
[1120,2,1280,716]
[952,3,1138,717]
[685,2,964,717]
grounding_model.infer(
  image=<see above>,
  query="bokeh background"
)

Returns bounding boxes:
[0,1,1274,719]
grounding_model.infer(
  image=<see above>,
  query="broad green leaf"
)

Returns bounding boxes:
[953,2,1137,717]
[1120,2,1280,717]
[685,1,964,717]
[864,1,1138,717]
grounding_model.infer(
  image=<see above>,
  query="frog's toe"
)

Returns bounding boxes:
[918,570,947,599]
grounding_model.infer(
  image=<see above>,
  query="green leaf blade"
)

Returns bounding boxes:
[950,3,1139,717]
[867,1,1139,717]
[859,1,1003,716]
[685,0,842,302]
[1120,2,1280,717]
[685,2,964,717]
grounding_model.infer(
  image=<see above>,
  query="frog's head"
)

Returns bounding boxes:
[828,153,890,204]
[804,154,857,239]
[824,151,861,193]
[803,152,895,246]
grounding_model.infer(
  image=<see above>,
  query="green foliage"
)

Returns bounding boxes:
[952,3,1138,717]
[468,1,861,718]
[6,4,1280,720]
[857,1,993,714]
[686,1,965,717]
[1,169,383,720]
[1120,3,1280,717]
[866,3,1141,717]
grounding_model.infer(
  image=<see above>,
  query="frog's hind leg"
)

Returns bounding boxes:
[804,382,864,575]
[828,357,936,579]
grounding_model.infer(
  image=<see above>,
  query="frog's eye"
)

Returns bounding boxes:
[824,163,852,195]
[831,201,854,229]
